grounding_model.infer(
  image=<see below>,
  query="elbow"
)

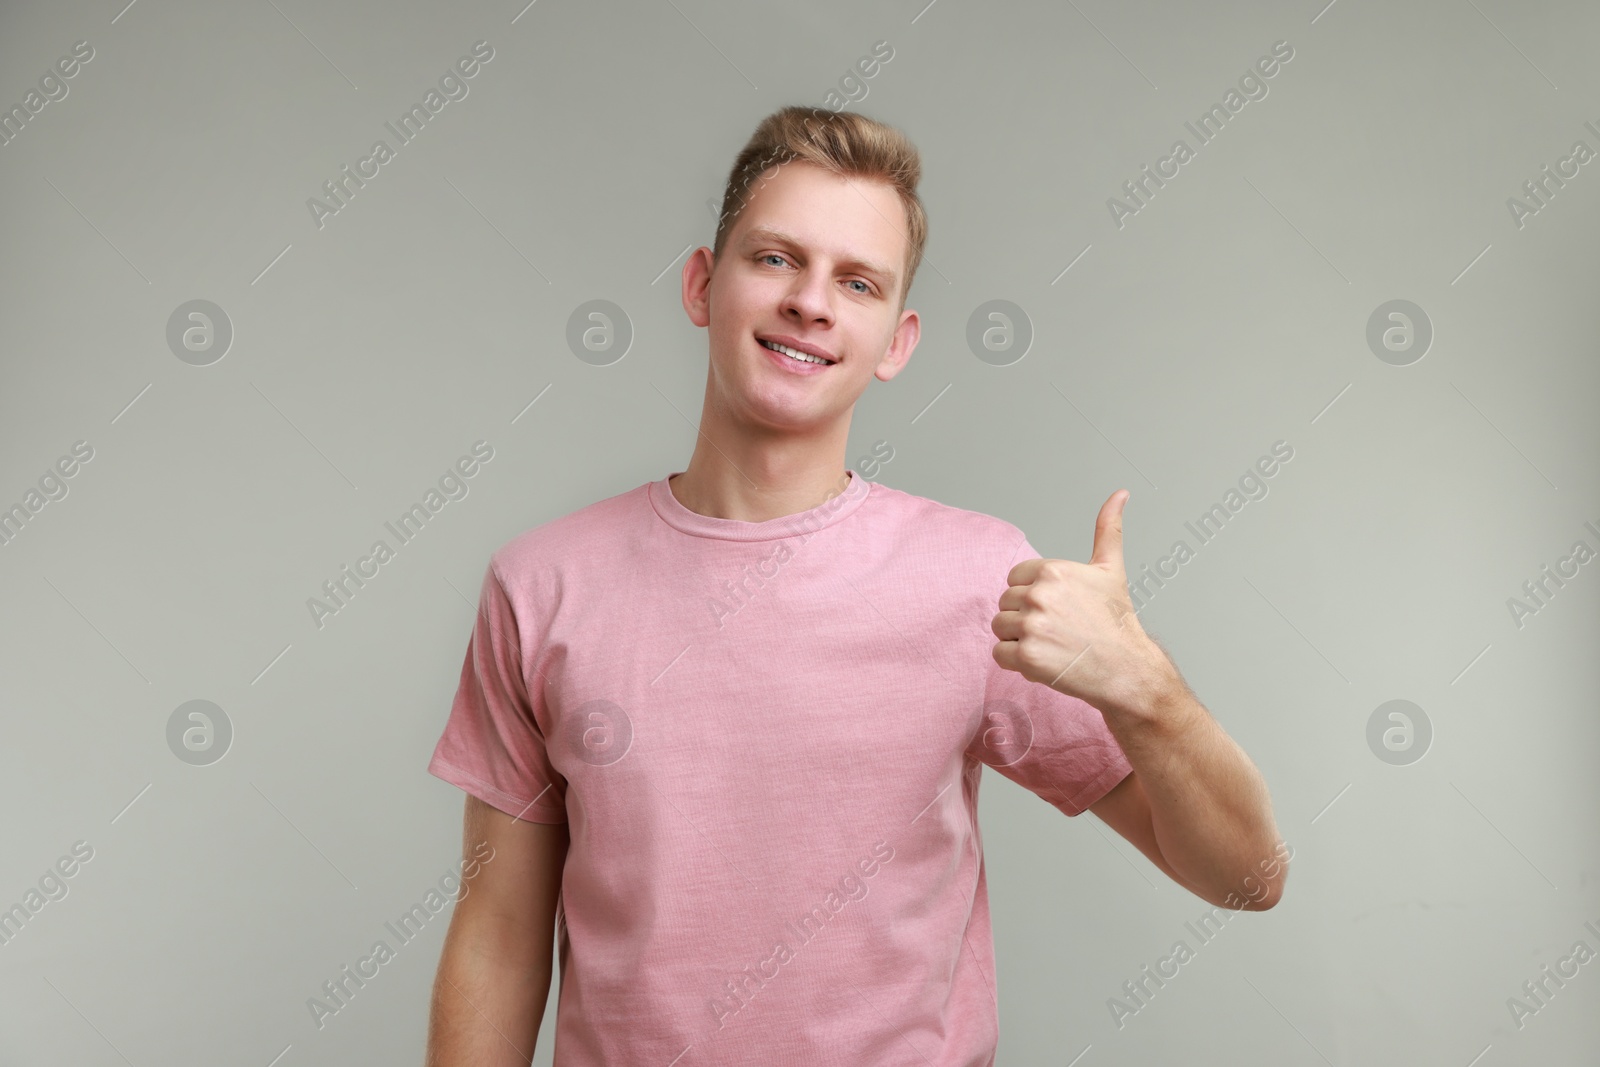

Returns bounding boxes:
[1204,855,1289,912]
[1201,882,1281,912]
[1236,860,1289,911]
[1237,883,1283,911]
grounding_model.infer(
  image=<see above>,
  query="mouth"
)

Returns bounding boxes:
[757,336,837,366]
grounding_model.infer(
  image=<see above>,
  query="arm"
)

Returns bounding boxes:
[991,491,1287,910]
[1087,673,1288,910]
[426,794,568,1066]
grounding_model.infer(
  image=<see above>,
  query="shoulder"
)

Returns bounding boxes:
[487,479,651,588]
[864,479,1031,570]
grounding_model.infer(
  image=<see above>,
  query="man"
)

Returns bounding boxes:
[424,105,1287,1065]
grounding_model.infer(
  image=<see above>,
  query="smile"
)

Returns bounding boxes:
[759,339,835,365]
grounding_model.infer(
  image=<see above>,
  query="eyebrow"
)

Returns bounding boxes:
[739,227,900,292]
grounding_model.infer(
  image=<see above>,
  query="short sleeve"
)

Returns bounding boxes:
[427,560,568,823]
[967,532,1132,817]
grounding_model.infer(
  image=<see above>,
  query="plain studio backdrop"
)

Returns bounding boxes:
[2,0,1597,1064]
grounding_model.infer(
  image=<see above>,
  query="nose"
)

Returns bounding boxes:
[780,266,835,328]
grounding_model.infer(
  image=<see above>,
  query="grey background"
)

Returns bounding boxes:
[2,0,1597,1064]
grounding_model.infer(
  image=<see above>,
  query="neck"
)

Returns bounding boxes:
[669,388,853,523]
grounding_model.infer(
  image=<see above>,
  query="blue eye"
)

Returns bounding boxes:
[759,254,873,295]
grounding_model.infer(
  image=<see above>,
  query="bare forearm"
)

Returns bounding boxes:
[426,934,550,1067]
[1102,670,1285,908]
[990,495,1286,907]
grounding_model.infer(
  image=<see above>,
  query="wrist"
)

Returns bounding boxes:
[1102,650,1194,732]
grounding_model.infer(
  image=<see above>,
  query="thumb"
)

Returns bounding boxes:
[1089,490,1128,569]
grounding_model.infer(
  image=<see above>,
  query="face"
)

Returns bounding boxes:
[682,161,920,436]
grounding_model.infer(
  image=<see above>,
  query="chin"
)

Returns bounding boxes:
[738,394,843,433]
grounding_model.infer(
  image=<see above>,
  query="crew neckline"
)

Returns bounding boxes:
[648,469,872,541]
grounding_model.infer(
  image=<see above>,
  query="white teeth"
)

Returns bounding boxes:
[761,339,830,365]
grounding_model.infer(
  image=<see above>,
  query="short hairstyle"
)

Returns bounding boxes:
[712,105,927,310]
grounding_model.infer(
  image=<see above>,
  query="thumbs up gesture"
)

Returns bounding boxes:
[991,490,1171,715]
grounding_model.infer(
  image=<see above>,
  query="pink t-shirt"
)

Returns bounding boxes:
[428,469,1132,1066]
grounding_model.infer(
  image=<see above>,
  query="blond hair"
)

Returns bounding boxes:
[712,105,927,309]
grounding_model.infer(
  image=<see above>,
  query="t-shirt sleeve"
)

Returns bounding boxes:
[967,531,1133,817]
[427,559,568,824]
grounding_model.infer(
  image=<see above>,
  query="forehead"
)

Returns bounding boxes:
[731,162,906,285]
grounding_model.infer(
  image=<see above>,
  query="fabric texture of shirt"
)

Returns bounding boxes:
[427,469,1133,1065]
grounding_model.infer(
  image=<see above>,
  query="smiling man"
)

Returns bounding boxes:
[423,105,1287,1066]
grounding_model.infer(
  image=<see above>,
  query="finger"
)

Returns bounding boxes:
[1005,557,1044,587]
[1088,489,1128,569]
[996,585,1029,612]
[990,610,1024,641]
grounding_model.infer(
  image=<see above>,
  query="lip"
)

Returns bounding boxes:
[759,337,831,375]
[756,333,837,365]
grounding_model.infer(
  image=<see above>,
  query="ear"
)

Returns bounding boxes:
[682,247,715,328]
[875,307,920,383]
